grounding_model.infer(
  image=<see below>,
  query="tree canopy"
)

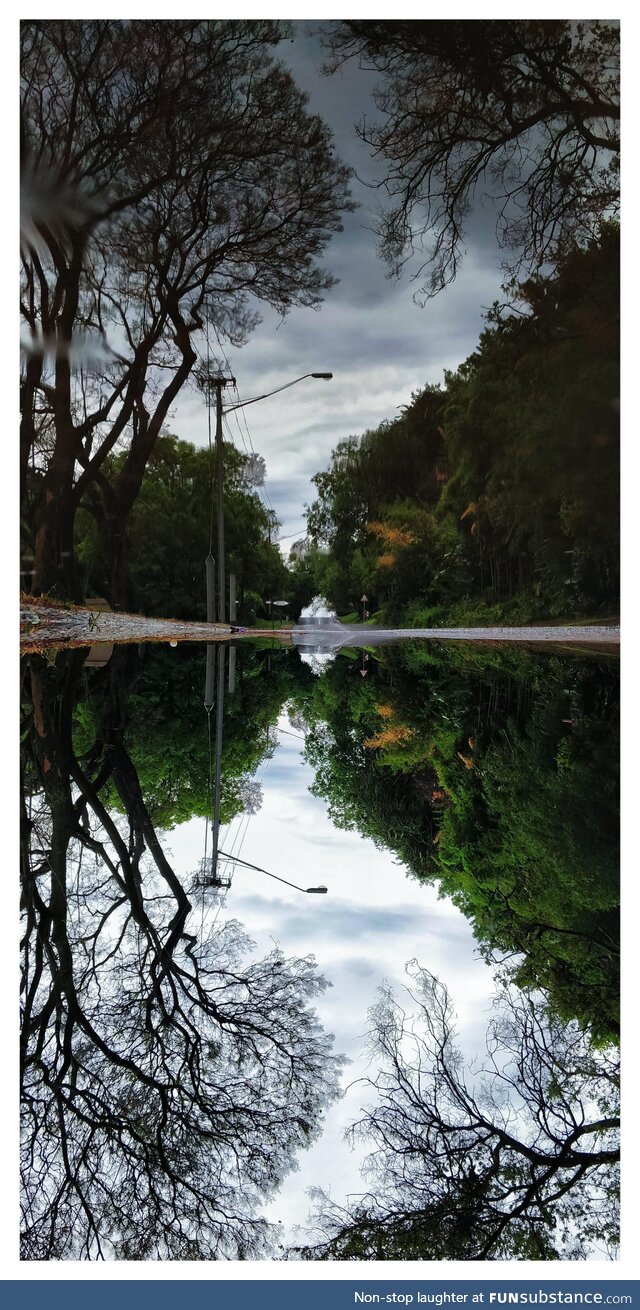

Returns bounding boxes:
[305,227,619,624]
[74,433,289,621]
[325,19,619,297]
[71,642,302,830]
[292,641,619,1043]
[20,19,353,602]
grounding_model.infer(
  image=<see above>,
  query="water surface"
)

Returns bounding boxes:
[20,637,620,1261]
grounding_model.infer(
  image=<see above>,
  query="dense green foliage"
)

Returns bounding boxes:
[75,434,290,622]
[292,643,619,1042]
[305,228,619,624]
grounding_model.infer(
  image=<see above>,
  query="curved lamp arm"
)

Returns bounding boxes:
[218,850,328,894]
[223,373,332,414]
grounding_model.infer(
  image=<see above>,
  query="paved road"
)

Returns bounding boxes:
[21,603,619,653]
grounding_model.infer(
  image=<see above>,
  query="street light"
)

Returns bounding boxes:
[223,372,332,415]
[208,370,333,624]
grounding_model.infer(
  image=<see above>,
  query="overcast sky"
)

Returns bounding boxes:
[171,21,506,551]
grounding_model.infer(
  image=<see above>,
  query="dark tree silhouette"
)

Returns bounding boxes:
[293,963,619,1261]
[20,20,353,602]
[325,20,619,297]
[21,650,344,1259]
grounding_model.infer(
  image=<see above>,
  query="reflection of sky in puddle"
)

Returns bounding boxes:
[164,704,496,1239]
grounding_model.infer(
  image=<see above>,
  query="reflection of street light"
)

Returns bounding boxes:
[218,850,328,894]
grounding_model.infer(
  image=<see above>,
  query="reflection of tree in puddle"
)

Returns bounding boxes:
[294,966,619,1261]
[20,648,342,1259]
[293,642,619,1044]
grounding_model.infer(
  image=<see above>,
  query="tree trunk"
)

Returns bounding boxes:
[32,478,79,598]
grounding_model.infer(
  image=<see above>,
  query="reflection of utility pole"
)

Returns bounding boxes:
[228,573,237,695]
[210,644,226,880]
[203,653,328,898]
[204,645,216,710]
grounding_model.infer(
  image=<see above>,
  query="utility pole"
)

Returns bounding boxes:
[211,374,235,624]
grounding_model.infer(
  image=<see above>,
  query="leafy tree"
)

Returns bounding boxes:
[242,453,267,489]
[76,433,289,620]
[440,225,619,614]
[20,19,353,602]
[325,20,619,297]
[305,229,619,622]
[292,652,441,864]
[21,648,343,1259]
[306,386,446,612]
[432,661,619,1043]
[364,501,471,620]
[293,965,619,1260]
